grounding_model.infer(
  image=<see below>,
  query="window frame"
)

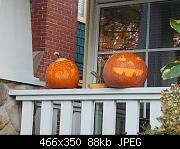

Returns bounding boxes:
[85,0,180,87]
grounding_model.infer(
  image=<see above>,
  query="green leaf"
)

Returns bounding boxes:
[161,61,180,80]
[161,61,180,72]
[170,18,180,33]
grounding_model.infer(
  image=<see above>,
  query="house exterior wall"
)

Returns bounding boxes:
[0,0,36,85]
[0,80,37,135]
[31,0,86,135]
[31,0,78,81]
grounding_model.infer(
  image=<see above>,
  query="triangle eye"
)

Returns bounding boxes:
[136,57,142,61]
[127,61,134,65]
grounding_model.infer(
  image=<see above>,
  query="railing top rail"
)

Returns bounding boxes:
[9,87,169,98]
[9,87,169,96]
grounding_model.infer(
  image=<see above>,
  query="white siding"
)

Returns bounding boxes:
[0,0,43,85]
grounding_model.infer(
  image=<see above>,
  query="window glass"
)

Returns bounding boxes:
[149,1,180,49]
[78,0,85,17]
[99,4,147,52]
[147,50,180,87]
[97,1,180,87]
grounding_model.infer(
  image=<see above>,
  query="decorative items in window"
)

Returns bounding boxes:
[88,71,107,88]
[99,5,141,51]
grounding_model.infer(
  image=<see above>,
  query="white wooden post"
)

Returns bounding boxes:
[80,101,94,135]
[20,101,34,135]
[59,101,73,135]
[150,100,161,129]
[125,100,139,135]
[40,101,53,135]
[102,101,116,135]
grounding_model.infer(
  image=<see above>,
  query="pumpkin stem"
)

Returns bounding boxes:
[54,52,64,59]
[54,52,60,59]
[90,71,102,83]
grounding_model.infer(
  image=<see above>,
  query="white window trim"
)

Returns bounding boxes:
[86,0,180,86]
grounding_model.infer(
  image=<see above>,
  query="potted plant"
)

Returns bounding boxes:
[161,19,180,81]
[141,19,180,135]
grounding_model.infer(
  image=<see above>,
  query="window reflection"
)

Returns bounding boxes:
[148,50,180,87]
[97,1,180,87]
[149,0,180,49]
[99,4,147,51]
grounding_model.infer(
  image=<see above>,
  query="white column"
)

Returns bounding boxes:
[150,100,161,129]
[102,101,116,135]
[125,101,139,135]
[40,101,53,135]
[20,101,34,135]
[60,101,73,135]
[80,101,95,135]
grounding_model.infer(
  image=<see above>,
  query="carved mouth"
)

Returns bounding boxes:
[113,67,144,77]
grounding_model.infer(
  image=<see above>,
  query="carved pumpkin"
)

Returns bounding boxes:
[45,52,79,88]
[103,53,148,88]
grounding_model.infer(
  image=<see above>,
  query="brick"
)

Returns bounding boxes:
[31,0,78,81]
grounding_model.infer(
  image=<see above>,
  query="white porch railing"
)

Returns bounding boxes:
[9,87,167,135]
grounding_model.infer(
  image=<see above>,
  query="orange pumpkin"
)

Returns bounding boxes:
[103,53,148,88]
[45,52,79,88]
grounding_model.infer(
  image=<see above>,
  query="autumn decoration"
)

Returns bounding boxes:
[88,71,107,88]
[103,53,148,88]
[45,52,80,88]
[140,84,180,135]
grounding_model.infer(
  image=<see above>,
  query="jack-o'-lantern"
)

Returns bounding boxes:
[103,53,148,88]
[45,52,79,88]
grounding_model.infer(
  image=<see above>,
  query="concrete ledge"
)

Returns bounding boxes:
[0,76,45,87]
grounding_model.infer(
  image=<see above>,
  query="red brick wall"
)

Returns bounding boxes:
[31,0,78,81]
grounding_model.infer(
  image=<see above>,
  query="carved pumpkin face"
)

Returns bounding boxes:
[45,58,79,88]
[103,53,148,88]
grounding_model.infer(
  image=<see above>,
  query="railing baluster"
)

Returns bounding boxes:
[20,100,34,135]
[80,101,94,135]
[125,100,139,135]
[59,101,73,135]
[40,101,53,135]
[10,87,165,136]
[150,100,161,129]
[102,101,116,135]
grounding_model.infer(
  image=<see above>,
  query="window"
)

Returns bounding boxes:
[97,0,180,87]
[78,0,85,18]
[77,0,87,23]
[91,0,180,134]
